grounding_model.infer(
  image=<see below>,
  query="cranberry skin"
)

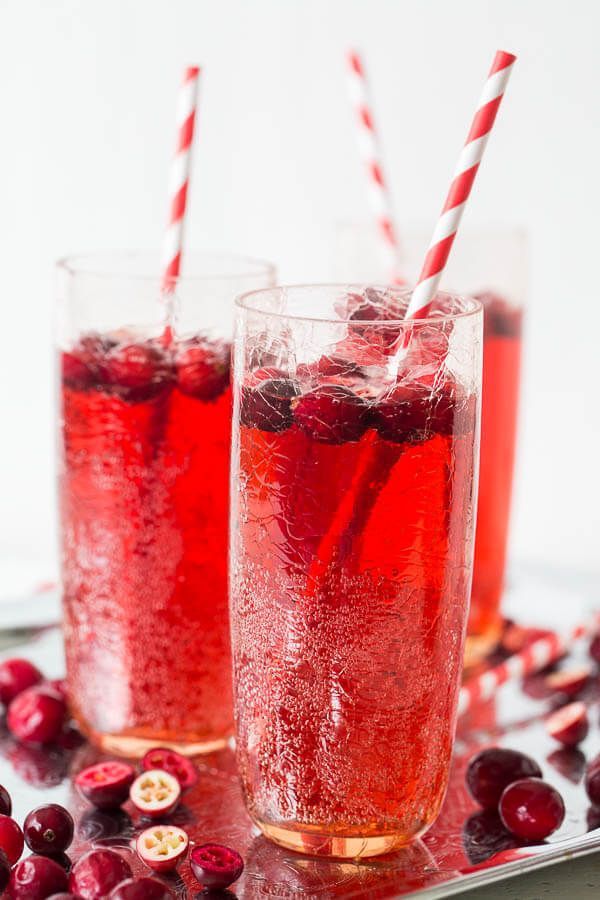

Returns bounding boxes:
[190,843,244,890]
[374,382,432,443]
[590,634,600,665]
[8,855,68,899]
[0,814,24,864]
[292,385,369,444]
[75,761,136,810]
[240,378,300,432]
[69,849,132,900]
[61,350,96,391]
[141,748,198,793]
[584,753,600,805]
[0,658,43,706]
[103,342,171,401]
[0,849,10,894]
[24,804,74,855]
[7,686,66,744]
[46,895,80,899]
[0,784,12,816]
[175,340,230,401]
[499,778,565,841]
[108,877,174,900]
[466,747,542,809]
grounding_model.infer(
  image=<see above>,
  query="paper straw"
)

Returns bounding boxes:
[161,65,201,293]
[346,49,401,282]
[405,50,516,320]
[458,613,600,716]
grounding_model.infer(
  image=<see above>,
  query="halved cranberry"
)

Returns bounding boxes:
[0,785,11,816]
[240,378,300,432]
[175,339,230,400]
[546,701,589,746]
[466,747,542,809]
[75,761,136,810]
[141,748,198,793]
[24,804,74,855]
[69,849,132,900]
[0,849,9,894]
[7,686,66,744]
[292,385,369,444]
[584,753,600,804]
[190,843,244,890]
[0,658,43,706]
[0,814,24,864]
[545,666,591,697]
[547,747,586,784]
[129,770,181,819]
[108,877,175,900]
[499,778,565,841]
[8,855,68,899]
[136,825,188,872]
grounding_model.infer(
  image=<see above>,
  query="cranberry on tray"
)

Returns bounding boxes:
[108,877,175,899]
[499,778,565,841]
[190,842,244,890]
[466,747,542,809]
[141,747,198,793]
[75,761,136,810]
[129,770,181,819]
[7,686,66,744]
[0,658,43,706]
[136,825,189,872]
[8,855,69,899]
[24,804,74,855]
[69,849,132,899]
[0,813,24,864]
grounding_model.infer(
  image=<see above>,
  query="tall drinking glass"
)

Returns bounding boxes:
[57,251,275,755]
[334,224,526,665]
[230,285,482,857]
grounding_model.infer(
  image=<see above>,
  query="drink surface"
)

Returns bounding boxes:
[230,289,480,852]
[59,332,233,749]
[469,294,523,650]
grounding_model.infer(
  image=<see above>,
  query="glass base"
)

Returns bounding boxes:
[255,819,419,859]
[76,716,230,758]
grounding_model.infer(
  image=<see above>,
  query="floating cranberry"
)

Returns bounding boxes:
[103,342,171,400]
[545,666,591,698]
[292,385,369,444]
[584,753,600,805]
[61,351,96,391]
[136,825,189,872]
[0,658,43,706]
[240,378,300,432]
[8,855,68,899]
[0,785,11,816]
[129,770,181,819]
[7,686,66,744]
[546,701,589,747]
[24,804,74,855]
[108,877,174,900]
[466,747,542,809]
[141,748,198,793]
[190,843,244,890]
[374,382,432,443]
[69,849,132,900]
[0,814,24,864]
[175,339,230,400]
[0,849,9,893]
[75,761,136,810]
[499,778,565,841]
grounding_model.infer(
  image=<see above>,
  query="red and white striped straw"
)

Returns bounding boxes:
[161,65,201,293]
[346,49,401,281]
[458,613,600,716]
[405,50,516,320]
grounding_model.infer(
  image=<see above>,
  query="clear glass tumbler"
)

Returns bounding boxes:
[57,251,275,755]
[230,284,482,857]
[334,223,526,665]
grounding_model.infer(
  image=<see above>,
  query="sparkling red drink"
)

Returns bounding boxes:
[57,252,275,754]
[230,286,482,857]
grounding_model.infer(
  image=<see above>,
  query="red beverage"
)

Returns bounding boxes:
[59,332,233,754]
[230,287,482,857]
[468,293,523,659]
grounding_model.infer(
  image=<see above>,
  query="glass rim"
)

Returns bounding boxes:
[56,250,276,283]
[235,284,482,327]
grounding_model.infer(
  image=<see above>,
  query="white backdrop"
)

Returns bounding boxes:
[0,0,598,588]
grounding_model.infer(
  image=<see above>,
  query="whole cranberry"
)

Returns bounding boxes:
[190,843,244,890]
[0,849,10,893]
[0,814,24,864]
[0,658,43,706]
[584,753,600,805]
[103,342,170,398]
[69,849,132,899]
[8,855,68,899]
[24,804,74,855]
[374,382,432,443]
[292,385,369,444]
[240,378,300,432]
[61,350,96,391]
[108,877,175,899]
[0,785,12,816]
[499,778,565,841]
[466,747,542,809]
[7,686,66,744]
[175,339,230,401]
